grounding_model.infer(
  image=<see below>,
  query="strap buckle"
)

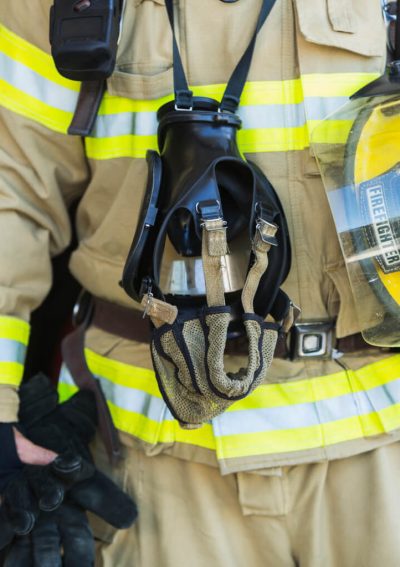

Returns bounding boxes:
[72,290,93,327]
[290,321,335,360]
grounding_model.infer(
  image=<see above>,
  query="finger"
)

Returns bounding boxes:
[30,511,62,567]
[13,429,57,466]
[58,501,95,567]
[52,451,95,485]
[3,474,37,535]
[4,533,33,567]
[69,469,138,528]
[25,466,64,512]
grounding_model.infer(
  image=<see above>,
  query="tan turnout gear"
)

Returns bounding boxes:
[1,0,400,564]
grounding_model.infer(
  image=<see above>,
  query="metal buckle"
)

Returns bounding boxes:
[72,290,93,327]
[290,321,335,360]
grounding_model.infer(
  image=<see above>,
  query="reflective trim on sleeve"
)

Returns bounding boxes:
[0,24,79,90]
[0,316,30,386]
[57,348,400,462]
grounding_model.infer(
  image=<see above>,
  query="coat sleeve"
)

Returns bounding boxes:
[0,4,91,420]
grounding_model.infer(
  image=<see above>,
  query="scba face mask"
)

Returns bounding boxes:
[122,0,296,428]
[312,80,400,347]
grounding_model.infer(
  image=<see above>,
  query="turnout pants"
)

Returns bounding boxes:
[92,438,400,567]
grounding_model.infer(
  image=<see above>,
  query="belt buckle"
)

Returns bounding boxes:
[290,321,335,360]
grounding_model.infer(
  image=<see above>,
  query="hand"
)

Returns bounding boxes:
[13,428,57,466]
[1,374,137,564]
[4,500,95,567]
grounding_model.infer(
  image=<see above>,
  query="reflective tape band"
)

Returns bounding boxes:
[0,24,378,155]
[0,24,79,91]
[58,359,216,450]
[57,347,400,462]
[0,78,74,133]
[0,316,30,386]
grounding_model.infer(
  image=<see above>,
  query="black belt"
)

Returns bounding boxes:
[74,294,385,360]
[62,293,390,462]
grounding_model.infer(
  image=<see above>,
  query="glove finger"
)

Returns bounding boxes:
[0,507,16,550]
[25,466,65,512]
[30,510,62,567]
[3,533,33,567]
[3,474,37,535]
[18,374,59,428]
[52,451,95,486]
[69,469,138,528]
[58,501,95,567]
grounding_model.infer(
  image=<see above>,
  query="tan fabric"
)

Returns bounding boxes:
[92,440,400,567]
[0,0,393,463]
[0,386,20,422]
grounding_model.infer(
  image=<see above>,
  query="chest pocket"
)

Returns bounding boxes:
[295,0,385,57]
[294,0,386,177]
[107,0,173,100]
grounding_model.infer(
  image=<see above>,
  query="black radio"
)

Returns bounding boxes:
[49,0,123,81]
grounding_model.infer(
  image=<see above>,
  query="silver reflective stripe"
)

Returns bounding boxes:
[303,96,347,120]
[238,103,307,129]
[0,338,26,364]
[59,362,400,436]
[92,111,159,138]
[0,52,78,113]
[59,364,175,423]
[213,377,400,435]
[90,98,338,140]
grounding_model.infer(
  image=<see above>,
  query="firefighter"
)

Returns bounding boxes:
[1,0,400,565]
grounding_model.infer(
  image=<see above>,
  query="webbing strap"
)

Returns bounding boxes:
[241,231,271,314]
[164,0,277,112]
[201,220,228,307]
[220,0,277,113]
[62,325,121,464]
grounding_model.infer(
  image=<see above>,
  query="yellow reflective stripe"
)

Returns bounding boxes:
[0,78,72,133]
[84,348,161,397]
[85,134,157,160]
[59,346,400,461]
[0,316,30,344]
[301,73,379,98]
[58,381,79,403]
[238,126,309,152]
[99,74,377,116]
[99,80,305,115]
[85,127,312,160]
[58,370,216,450]
[0,23,79,91]
[0,316,29,387]
[108,402,216,449]
[0,362,24,386]
[230,354,400,411]
[307,118,353,144]
[216,406,400,459]
[99,92,173,114]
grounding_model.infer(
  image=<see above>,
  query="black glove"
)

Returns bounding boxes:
[0,425,94,551]
[4,501,95,567]
[1,374,137,561]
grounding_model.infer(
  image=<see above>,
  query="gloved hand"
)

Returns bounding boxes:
[3,499,95,567]
[0,374,138,562]
[0,447,94,550]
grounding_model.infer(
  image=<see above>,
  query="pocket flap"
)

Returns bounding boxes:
[295,0,385,56]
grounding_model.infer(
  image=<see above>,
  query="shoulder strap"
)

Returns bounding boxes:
[164,0,277,112]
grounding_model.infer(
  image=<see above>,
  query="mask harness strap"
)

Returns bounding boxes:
[142,0,280,327]
[164,0,277,113]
